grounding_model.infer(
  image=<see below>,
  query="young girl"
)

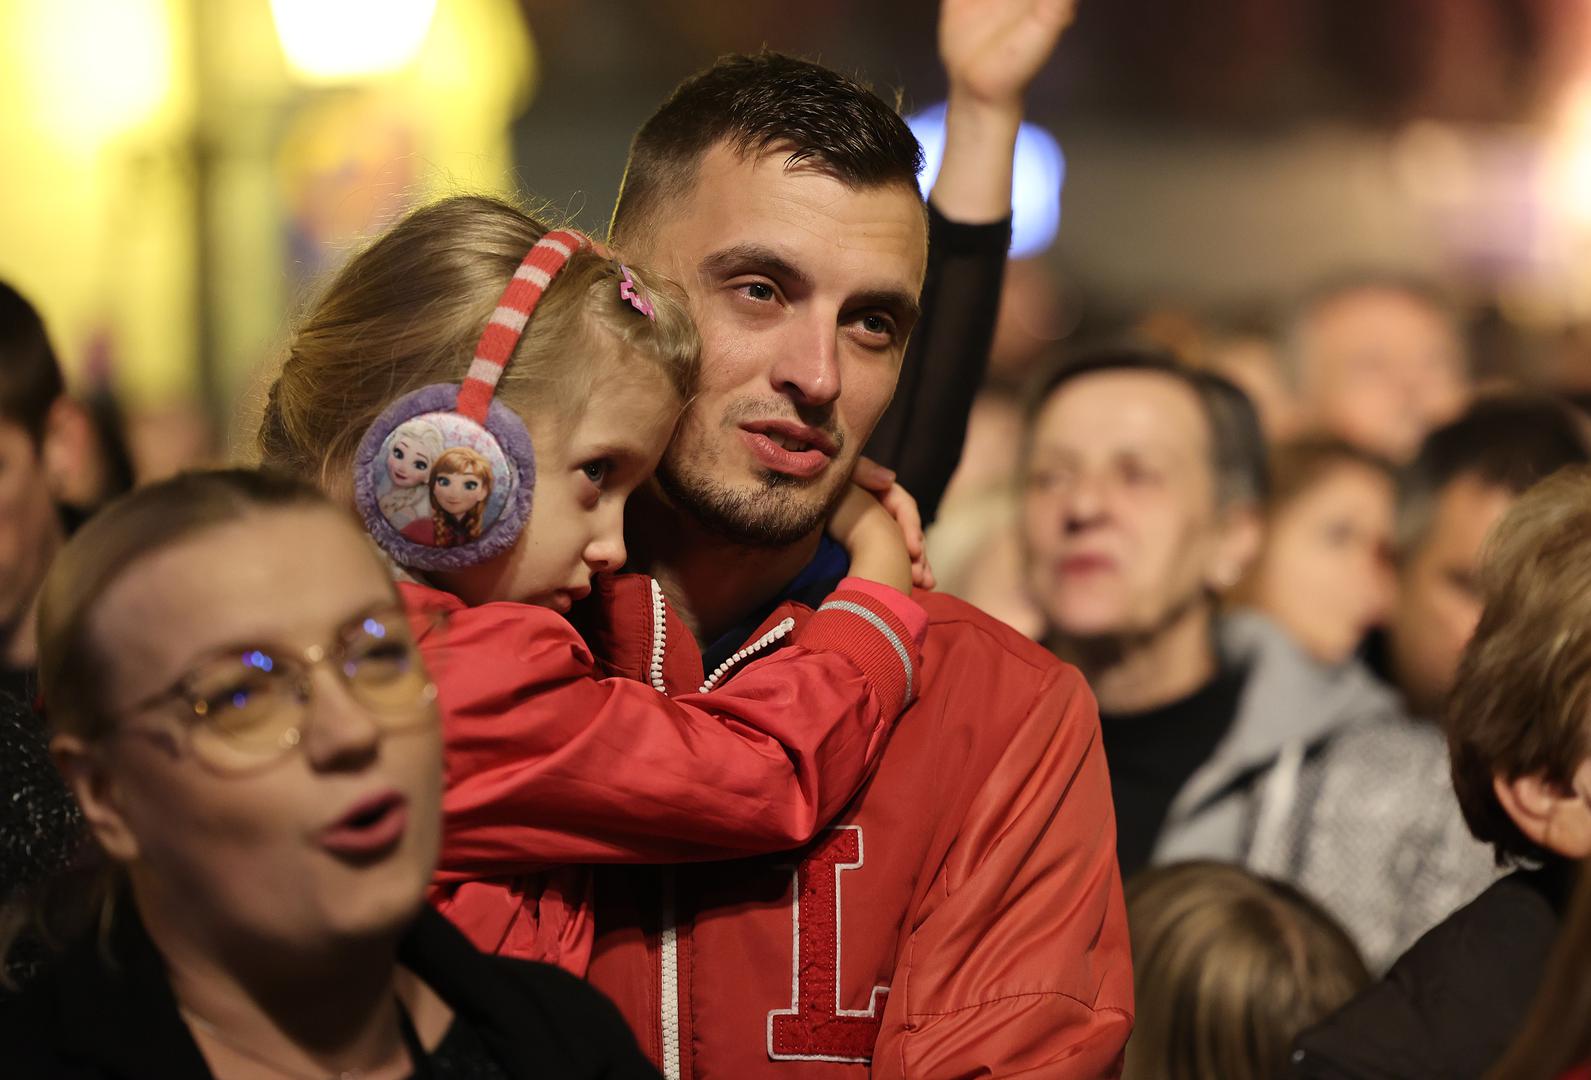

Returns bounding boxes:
[404,446,493,547]
[261,195,927,975]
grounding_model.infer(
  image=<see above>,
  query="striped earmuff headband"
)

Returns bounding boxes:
[352,229,588,571]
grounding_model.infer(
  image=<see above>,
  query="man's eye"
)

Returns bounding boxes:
[741,282,775,302]
[582,461,609,485]
[861,314,893,335]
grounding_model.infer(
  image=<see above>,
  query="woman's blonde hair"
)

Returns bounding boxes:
[428,446,492,546]
[1124,861,1370,1080]
[259,195,699,495]
[3,469,345,979]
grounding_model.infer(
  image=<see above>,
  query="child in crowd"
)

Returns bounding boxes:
[1126,860,1369,1080]
[260,195,928,976]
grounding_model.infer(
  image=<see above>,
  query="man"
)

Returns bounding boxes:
[1372,395,1591,719]
[0,282,103,704]
[580,6,1133,1077]
[1284,275,1471,464]
[1292,467,1591,1078]
[1021,347,1489,970]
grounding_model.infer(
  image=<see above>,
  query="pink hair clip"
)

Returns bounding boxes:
[618,265,655,320]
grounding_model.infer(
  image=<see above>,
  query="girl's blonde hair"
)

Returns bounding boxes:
[428,446,492,546]
[1124,861,1370,1080]
[259,195,699,495]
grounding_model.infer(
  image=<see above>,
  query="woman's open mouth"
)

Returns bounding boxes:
[318,790,409,860]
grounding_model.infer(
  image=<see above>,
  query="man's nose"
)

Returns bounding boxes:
[769,315,841,408]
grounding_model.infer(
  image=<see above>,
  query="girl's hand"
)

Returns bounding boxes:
[851,458,936,591]
[827,485,914,594]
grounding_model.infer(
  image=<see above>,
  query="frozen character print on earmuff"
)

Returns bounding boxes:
[353,229,588,572]
[370,417,514,548]
[377,417,445,530]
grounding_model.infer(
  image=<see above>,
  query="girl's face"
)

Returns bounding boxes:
[1252,463,1396,664]
[70,508,443,954]
[433,468,489,517]
[436,348,680,613]
[387,436,432,489]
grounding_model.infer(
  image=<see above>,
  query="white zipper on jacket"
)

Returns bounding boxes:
[659,868,681,1080]
[647,581,796,1076]
[698,617,796,693]
[648,579,669,693]
[647,580,682,1077]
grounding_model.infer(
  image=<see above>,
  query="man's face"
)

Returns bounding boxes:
[0,420,63,640]
[624,143,927,546]
[1389,473,1514,717]
[1298,288,1469,464]
[1022,372,1245,641]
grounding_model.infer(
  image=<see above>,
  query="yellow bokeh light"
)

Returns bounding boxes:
[270,0,438,82]
[11,0,174,144]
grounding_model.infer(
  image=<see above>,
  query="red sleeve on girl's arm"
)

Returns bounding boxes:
[406,583,922,881]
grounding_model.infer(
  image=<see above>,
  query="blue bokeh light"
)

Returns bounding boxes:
[907,102,1065,259]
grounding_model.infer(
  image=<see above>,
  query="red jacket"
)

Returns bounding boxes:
[579,574,1133,1079]
[405,576,927,976]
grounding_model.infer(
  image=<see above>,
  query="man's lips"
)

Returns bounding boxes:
[739,420,838,479]
[1057,553,1117,575]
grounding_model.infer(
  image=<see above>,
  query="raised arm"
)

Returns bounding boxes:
[864,0,1077,526]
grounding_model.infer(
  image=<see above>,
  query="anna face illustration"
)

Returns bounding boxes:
[433,468,489,518]
[387,435,433,489]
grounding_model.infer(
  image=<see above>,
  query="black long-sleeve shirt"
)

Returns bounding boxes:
[864,204,1011,527]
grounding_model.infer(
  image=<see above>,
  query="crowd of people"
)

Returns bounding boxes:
[3,0,1591,1077]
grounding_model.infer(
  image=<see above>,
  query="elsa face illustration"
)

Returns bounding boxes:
[433,468,488,517]
[385,420,444,490]
[387,436,432,488]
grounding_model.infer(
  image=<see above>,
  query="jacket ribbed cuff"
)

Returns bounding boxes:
[796,577,926,720]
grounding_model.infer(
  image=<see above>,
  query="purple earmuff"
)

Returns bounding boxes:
[353,384,536,572]
[351,229,588,572]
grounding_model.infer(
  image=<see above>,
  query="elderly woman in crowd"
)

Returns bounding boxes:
[0,468,655,1079]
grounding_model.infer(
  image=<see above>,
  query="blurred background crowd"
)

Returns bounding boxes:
[9,0,1591,1077]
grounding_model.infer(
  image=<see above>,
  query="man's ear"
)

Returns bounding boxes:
[41,397,104,509]
[51,733,139,862]
[1493,765,1591,859]
[1208,504,1265,592]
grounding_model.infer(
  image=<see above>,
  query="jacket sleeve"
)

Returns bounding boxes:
[863,204,1010,528]
[871,666,1133,1080]
[420,580,927,880]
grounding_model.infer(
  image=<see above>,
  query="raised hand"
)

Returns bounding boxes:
[931,0,1079,221]
[939,0,1078,110]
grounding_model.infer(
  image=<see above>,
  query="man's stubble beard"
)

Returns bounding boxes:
[655,425,851,549]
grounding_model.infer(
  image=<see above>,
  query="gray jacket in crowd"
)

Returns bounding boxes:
[1151,612,1499,972]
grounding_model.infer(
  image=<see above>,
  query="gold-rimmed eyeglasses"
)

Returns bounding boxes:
[116,606,438,773]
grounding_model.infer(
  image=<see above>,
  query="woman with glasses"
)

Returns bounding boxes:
[1,469,656,1078]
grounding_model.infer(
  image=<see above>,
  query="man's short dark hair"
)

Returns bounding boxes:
[1395,395,1591,558]
[1024,344,1270,510]
[0,282,65,445]
[609,52,924,244]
